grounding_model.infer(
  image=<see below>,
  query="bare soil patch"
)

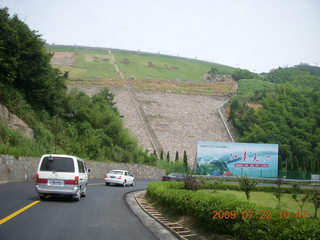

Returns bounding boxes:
[121,58,131,65]
[84,54,109,62]
[51,52,77,66]
[246,102,262,109]
[52,52,77,58]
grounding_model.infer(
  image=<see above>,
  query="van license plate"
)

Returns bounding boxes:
[49,180,64,186]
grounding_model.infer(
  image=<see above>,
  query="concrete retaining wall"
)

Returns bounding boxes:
[0,155,165,184]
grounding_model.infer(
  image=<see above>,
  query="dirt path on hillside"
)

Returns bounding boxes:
[108,50,164,155]
[108,50,125,79]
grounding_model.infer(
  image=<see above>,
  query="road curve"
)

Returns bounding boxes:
[0,179,158,240]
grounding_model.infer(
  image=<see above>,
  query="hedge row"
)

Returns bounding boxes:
[202,182,310,194]
[147,182,319,240]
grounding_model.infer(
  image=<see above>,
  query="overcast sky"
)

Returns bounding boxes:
[1,0,320,73]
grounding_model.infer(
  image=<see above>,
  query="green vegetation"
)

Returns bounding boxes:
[47,45,235,82]
[0,120,45,157]
[237,175,258,201]
[0,7,157,164]
[266,67,320,90]
[231,68,257,81]
[113,50,230,81]
[229,66,320,175]
[147,181,320,240]
[156,159,189,175]
[232,78,275,102]
[46,45,119,80]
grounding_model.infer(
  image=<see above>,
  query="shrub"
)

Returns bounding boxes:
[237,176,258,200]
[147,182,320,240]
[184,174,203,191]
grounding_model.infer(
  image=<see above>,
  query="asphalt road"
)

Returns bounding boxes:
[0,179,158,240]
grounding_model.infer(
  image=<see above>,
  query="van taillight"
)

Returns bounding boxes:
[36,174,48,184]
[65,176,79,185]
[74,176,79,184]
[118,176,122,179]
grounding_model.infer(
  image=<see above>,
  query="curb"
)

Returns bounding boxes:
[128,190,199,240]
[125,190,177,240]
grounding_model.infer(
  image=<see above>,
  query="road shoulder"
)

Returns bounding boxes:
[125,190,177,240]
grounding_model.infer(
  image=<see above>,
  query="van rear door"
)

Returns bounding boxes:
[77,159,87,189]
[38,156,76,185]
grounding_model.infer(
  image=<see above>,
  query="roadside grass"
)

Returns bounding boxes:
[202,189,315,217]
[146,194,232,240]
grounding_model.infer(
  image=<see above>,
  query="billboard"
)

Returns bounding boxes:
[196,142,279,178]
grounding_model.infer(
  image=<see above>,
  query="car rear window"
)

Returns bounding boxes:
[40,157,75,172]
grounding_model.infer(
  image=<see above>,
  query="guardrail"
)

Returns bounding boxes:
[194,175,320,184]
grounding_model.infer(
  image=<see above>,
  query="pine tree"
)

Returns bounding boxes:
[166,151,170,162]
[175,151,179,162]
[183,150,188,171]
[160,150,163,160]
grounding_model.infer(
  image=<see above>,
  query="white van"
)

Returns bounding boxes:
[35,154,89,201]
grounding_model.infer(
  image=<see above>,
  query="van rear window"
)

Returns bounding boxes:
[40,157,75,172]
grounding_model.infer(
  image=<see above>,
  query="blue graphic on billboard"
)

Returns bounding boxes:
[196,142,279,178]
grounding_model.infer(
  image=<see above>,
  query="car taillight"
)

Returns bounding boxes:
[118,176,122,179]
[65,176,79,185]
[36,174,48,184]
[105,175,108,178]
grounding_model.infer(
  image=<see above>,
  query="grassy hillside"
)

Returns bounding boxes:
[112,50,233,81]
[229,66,320,175]
[234,78,275,102]
[47,45,235,82]
[47,45,119,79]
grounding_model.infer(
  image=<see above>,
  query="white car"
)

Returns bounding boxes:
[104,170,134,187]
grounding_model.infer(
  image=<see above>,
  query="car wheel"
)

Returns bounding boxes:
[39,194,46,200]
[122,180,126,187]
[73,192,81,202]
[105,182,110,186]
[131,180,134,186]
[81,186,86,197]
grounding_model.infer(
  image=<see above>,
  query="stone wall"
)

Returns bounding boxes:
[0,155,165,184]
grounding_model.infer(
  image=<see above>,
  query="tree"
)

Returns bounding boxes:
[273,178,284,208]
[231,69,255,81]
[307,187,320,218]
[175,151,179,162]
[166,151,170,162]
[160,150,164,160]
[0,7,67,113]
[292,183,309,213]
[183,150,188,171]
[238,176,257,201]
